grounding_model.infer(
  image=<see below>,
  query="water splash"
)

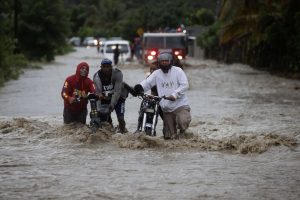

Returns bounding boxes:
[0,118,298,154]
[116,131,298,154]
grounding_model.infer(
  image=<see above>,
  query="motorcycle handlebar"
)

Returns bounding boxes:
[86,93,99,100]
[122,82,171,101]
[74,93,99,102]
[140,93,167,102]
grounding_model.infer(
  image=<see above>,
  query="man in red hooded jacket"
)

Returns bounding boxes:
[61,62,96,124]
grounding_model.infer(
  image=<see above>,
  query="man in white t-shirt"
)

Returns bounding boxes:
[134,52,191,139]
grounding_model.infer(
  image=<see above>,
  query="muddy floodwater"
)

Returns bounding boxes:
[0,47,299,200]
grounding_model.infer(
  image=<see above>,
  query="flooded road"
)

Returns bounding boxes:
[0,47,299,199]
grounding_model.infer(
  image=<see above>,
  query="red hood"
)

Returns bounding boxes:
[76,62,89,80]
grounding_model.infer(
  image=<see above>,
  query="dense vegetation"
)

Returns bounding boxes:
[18,0,70,61]
[0,0,71,86]
[0,0,216,85]
[0,0,299,86]
[0,1,27,86]
[65,0,217,39]
[198,0,300,75]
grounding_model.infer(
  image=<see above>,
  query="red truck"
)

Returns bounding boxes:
[142,32,188,65]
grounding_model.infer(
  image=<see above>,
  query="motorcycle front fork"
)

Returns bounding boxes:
[141,112,158,136]
[89,100,100,132]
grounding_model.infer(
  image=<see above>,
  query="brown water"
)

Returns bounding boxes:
[0,47,299,200]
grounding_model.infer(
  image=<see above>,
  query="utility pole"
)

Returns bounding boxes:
[14,0,19,53]
[215,0,221,19]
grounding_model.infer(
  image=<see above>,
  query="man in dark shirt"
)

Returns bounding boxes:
[93,58,128,133]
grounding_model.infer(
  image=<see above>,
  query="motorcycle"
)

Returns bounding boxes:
[122,82,164,137]
[135,93,162,136]
[91,95,113,133]
[76,93,110,133]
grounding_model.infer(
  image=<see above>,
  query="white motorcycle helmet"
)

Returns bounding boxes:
[157,52,173,73]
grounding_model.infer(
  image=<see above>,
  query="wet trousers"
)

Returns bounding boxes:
[63,108,88,124]
[163,105,191,139]
[100,98,127,133]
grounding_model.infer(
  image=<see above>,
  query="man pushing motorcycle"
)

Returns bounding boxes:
[61,62,96,124]
[134,52,191,139]
[93,58,128,133]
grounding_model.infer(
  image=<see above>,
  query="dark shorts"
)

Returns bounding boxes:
[99,98,126,125]
[63,108,88,124]
[114,97,125,118]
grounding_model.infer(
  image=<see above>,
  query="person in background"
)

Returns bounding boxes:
[113,44,120,65]
[96,39,100,53]
[93,58,128,133]
[134,37,142,61]
[61,62,96,124]
[130,42,135,61]
[134,52,191,139]
[173,55,184,69]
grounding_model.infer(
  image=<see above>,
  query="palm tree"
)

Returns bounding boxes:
[217,0,293,66]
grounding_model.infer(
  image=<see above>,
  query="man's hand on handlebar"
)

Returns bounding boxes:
[93,93,108,100]
[164,95,176,101]
[134,84,144,96]
[109,104,114,112]
[97,94,104,100]
[68,96,76,104]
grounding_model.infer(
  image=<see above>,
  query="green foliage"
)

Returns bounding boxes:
[67,0,218,39]
[200,0,300,73]
[68,4,87,34]
[0,0,28,86]
[197,22,220,49]
[78,26,94,39]
[18,0,70,61]
[1,0,220,86]
[197,22,221,59]
[0,35,28,86]
[256,0,300,72]
[194,8,215,26]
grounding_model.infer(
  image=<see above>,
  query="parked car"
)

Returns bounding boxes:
[82,37,97,47]
[68,37,81,46]
[102,40,131,63]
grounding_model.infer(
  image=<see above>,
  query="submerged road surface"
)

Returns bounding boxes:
[0,47,299,200]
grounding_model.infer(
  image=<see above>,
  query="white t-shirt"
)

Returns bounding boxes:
[140,66,190,112]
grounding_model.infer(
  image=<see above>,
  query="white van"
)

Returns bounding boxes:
[102,40,131,64]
